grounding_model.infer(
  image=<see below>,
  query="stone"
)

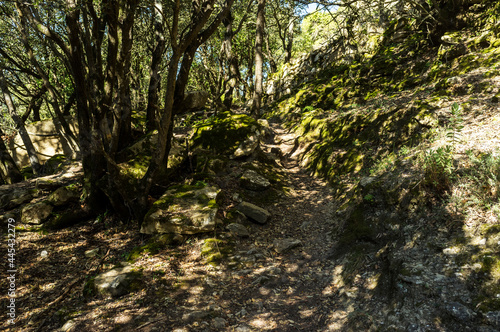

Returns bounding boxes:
[212,317,227,329]
[236,202,271,224]
[60,319,77,332]
[257,119,273,137]
[437,43,467,62]
[234,135,259,158]
[47,185,80,207]
[94,264,142,297]
[140,183,220,235]
[226,223,250,237]
[273,238,302,254]
[21,201,53,224]
[0,188,38,210]
[443,302,476,323]
[240,170,271,191]
[179,90,209,113]
[44,206,90,230]
[182,310,211,322]
[7,116,79,168]
[235,325,252,332]
[443,247,461,255]
[486,311,500,329]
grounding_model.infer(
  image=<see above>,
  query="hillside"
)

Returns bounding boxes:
[1,2,500,331]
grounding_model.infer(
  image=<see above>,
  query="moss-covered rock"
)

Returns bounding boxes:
[140,182,220,235]
[47,184,80,207]
[190,111,261,156]
[42,154,67,175]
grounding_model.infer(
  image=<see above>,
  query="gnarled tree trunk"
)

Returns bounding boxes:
[0,127,23,184]
[251,0,266,116]
[0,69,42,175]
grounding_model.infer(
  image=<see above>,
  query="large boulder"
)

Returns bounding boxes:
[7,116,79,168]
[141,183,220,235]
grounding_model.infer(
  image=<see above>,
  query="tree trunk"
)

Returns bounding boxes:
[284,17,294,64]
[145,0,165,132]
[63,92,76,116]
[0,127,23,184]
[223,13,241,111]
[251,0,266,116]
[173,0,234,114]
[21,86,46,123]
[16,2,80,154]
[0,69,42,175]
[114,0,138,152]
[66,0,107,212]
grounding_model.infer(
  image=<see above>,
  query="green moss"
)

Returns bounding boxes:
[150,183,211,209]
[191,111,260,155]
[21,166,34,180]
[119,155,151,180]
[201,238,232,265]
[125,239,167,262]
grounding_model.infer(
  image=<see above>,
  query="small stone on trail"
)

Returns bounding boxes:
[240,170,271,191]
[182,310,211,322]
[443,302,476,323]
[227,223,250,237]
[212,317,227,329]
[235,324,252,332]
[274,238,302,253]
[236,202,271,224]
[94,263,142,297]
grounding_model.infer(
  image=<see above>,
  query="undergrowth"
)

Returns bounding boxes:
[421,103,463,194]
[421,103,500,218]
